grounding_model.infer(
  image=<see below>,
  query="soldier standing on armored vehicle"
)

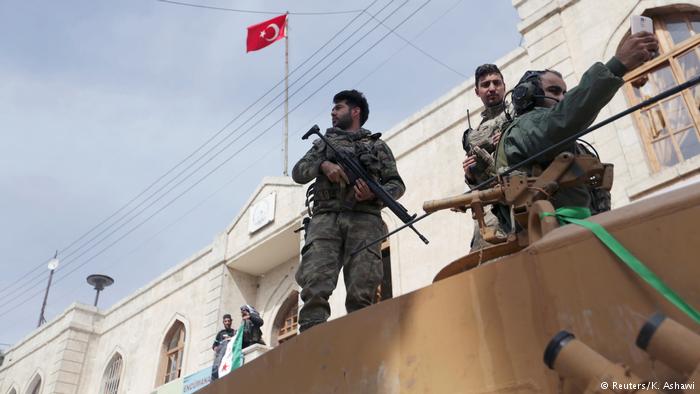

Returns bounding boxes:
[494,32,659,230]
[292,90,405,332]
[462,64,510,250]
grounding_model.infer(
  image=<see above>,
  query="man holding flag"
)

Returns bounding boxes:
[212,321,244,381]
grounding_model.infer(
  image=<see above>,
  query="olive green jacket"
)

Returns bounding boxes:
[495,57,627,209]
[292,127,405,216]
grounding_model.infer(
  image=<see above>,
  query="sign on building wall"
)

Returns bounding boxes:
[148,367,212,394]
[150,377,183,394]
[248,192,276,233]
[183,367,212,394]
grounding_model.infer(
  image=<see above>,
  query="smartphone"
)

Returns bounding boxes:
[631,15,653,34]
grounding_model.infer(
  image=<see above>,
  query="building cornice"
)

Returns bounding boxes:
[0,303,99,371]
[517,0,580,35]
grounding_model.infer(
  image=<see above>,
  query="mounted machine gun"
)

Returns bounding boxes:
[424,152,613,280]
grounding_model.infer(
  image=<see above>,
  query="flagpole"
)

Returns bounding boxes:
[283,12,289,176]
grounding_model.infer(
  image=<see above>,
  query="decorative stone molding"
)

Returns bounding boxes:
[517,0,580,35]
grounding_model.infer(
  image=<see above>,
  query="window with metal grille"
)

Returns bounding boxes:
[100,353,123,394]
[273,291,299,345]
[623,7,700,171]
[160,321,186,384]
[277,301,298,344]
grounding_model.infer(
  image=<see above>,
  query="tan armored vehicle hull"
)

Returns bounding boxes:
[201,182,700,393]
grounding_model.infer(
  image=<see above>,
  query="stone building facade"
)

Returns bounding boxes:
[2,0,699,392]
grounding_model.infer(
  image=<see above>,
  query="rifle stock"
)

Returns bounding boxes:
[302,125,320,140]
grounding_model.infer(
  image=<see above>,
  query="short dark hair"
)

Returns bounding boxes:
[223,314,232,320]
[519,69,564,94]
[333,89,370,126]
[474,64,504,86]
[542,69,563,79]
[516,69,563,86]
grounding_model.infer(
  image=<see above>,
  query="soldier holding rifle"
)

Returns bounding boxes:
[462,64,511,250]
[292,90,405,332]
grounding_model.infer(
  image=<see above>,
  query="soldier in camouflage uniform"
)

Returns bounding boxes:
[292,90,405,332]
[462,64,510,251]
[494,32,658,227]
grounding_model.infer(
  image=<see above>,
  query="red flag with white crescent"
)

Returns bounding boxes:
[246,14,287,52]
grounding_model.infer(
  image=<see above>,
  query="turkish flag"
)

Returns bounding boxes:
[246,14,287,52]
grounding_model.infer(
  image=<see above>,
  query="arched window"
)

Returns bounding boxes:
[159,321,186,384]
[273,291,299,345]
[623,6,700,171]
[25,374,41,394]
[100,353,123,394]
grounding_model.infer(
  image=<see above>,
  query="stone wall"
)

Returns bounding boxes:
[0,304,99,394]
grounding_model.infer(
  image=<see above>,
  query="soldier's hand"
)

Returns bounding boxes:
[616,32,659,71]
[463,155,477,180]
[492,131,502,146]
[321,161,349,185]
[463,155,476,172]
[354,179,376,201]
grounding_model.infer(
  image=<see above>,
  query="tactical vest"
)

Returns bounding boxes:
[310,129,385,216]
[465,105,511,186]
[465,103,510,154]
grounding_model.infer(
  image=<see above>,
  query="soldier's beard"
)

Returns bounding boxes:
[333,112,353,130]
[485,98,504,107]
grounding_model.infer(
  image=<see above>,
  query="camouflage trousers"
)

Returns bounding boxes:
[469,209,505,252]
[295,211,385,332]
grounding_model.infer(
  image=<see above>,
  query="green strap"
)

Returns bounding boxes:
[541,207,700,324]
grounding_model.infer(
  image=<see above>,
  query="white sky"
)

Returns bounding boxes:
[0,0,520,346]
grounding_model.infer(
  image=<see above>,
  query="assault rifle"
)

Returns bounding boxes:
[302,125,429,245]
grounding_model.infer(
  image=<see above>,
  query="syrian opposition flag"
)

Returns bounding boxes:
[246,14,287,52]
[217,323,244,378]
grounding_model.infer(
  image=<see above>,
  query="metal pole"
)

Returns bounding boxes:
[37,269,54,327]
[94,289,101,307]
[283,12,289,176]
